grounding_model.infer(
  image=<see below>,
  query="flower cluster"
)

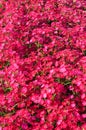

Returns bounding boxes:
[0,0,86,129]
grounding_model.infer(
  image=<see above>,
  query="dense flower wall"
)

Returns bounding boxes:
[0,0,86,129]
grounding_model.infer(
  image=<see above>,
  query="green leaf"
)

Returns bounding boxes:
[19,127,22,130]
[4,61,10,67]
[83,50,86,56]
[47,19,53,25]
[35,42,42,48]
[82,7,86,11]
[72,91,79,96]
[62,79,72,86]
[0,4,3,8]
[27,44,32,48]
[52,120,57,128]
[1,61,10,70]
[52,93,56,101]
[10,110,16,115]
[54,77,72,86]
[77,121,82,126]
[37,71,44,76]
[3,87,12,94]
[43,97,47,100]
[54,78,61,83]
[36,117,40,122]
[49,51,53,55]
[0,111,6,117]
[13,103,18,109]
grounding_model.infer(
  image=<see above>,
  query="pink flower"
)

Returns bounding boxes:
[0,127,2,130]
[82,101,86,106]
[82,114,86,118]
[0,0,86,129]
[59,65,66,73]
[57,120,62,125]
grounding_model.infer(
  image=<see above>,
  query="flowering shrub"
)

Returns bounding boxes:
[0,0,86,129]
